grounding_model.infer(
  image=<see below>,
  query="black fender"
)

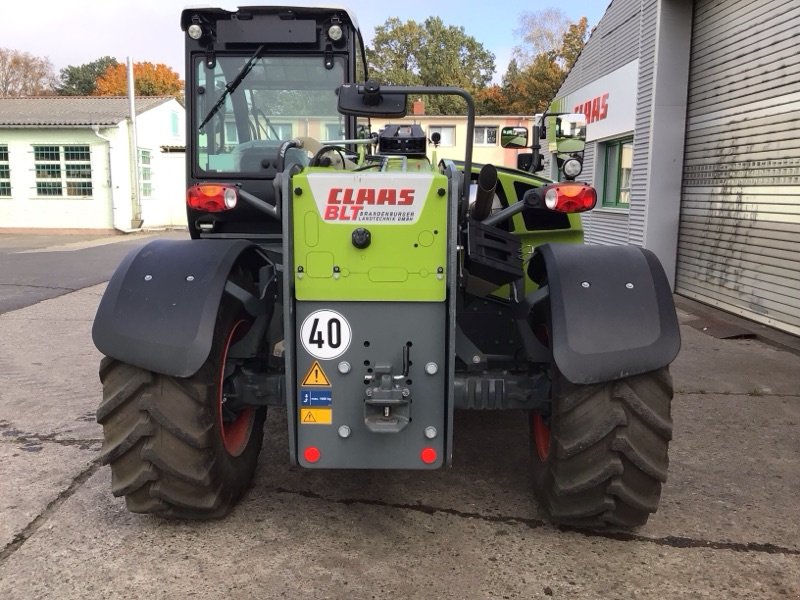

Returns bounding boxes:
[92,239,271,378]
[528,243,681,384]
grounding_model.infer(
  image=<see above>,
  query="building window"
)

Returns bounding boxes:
[139,149,153,198]
[270,122,293,140]
[602,138,633,207]
[428,125,456,147]
[325,122,344,141]
[33,145,92,197]
[474,126,498,145]
[171,111,180,137]
[0,145,10,197]
[224,121,239,146]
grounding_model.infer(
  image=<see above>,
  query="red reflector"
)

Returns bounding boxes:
[303,446,321,464]
[545,183,597,213]
[187,183,238,212]
[420,447,437,464]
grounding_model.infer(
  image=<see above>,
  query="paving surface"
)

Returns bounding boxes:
[0,230,185,314]
[0,242,798,598]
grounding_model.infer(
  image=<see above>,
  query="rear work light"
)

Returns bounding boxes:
[187,183,238,212]
[525,183,597,214]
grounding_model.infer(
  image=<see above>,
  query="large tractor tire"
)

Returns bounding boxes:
[96,300,266,519]
[531,367,673,529]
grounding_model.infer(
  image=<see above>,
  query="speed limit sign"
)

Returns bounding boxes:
[300,309,352,360]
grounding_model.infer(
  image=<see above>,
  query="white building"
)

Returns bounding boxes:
[0,96,187,231]
[554,0,800,336]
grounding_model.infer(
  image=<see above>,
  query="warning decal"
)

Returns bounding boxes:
[300,408,332,425]
[300,361,332,386]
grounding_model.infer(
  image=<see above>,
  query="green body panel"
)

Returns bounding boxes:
[482,166,586,295]
[292,167,449,302]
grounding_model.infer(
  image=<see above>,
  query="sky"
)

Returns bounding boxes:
[1,0,609,84]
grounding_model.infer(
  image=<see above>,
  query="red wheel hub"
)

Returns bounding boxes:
[532,413,551,461]
[218,320,255,457]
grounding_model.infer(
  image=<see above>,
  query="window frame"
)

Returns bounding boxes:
[601,137,633,209]
[32,144,93,198]
[428,125,456,147]
[0,145,11,197]
[324,122,344,141]
[474,125,498,146]
[139,148,153,199]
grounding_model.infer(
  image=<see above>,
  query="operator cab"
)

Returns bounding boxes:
[180,5,367,238]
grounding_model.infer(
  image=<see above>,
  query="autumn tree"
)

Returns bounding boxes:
[368,16,495,115]
[559,17,589,71]
[500,13,590,114]
[0,48,57,96]
[95,62,184,102]
[504,54,564,114]
[58,56,118,96]
[513,9,571,67]
[475,85,507,115]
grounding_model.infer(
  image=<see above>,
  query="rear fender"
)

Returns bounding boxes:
[92,239,271,377]
[529,243,680,384]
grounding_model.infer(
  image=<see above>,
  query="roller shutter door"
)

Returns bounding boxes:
[676,0,800,335]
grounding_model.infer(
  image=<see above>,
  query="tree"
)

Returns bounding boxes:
[58,56,119,96]
[559,17,589,71]
[368,17,424,87]
[95,62,184,101]
[513,9,571,67]
[0,48,57,96]
[475,85,508,115]
[505,54,564,114]
[500,14,590,114]
[368,16,495,115]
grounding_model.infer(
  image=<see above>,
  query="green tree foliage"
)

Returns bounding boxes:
[368,16,495,115]
[57,56,119,96]
[0,48,57,96]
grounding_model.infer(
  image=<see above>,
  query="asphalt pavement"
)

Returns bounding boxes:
[0,230,186,314]
[0,232,798,599]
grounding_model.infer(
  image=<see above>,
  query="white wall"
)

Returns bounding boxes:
[0,98,187,231]
[136,99,187,228]
[0,129,118,229]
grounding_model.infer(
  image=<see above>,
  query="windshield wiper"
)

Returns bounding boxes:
[198,44,265,131]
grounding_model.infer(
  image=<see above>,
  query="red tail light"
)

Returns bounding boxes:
[543,183,597,213]
[187,183,238,212]
[420,447,437,464]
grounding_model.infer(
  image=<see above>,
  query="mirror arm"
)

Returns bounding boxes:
[531,120,543,174]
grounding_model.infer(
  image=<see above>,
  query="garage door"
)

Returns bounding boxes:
[676,0,800,335]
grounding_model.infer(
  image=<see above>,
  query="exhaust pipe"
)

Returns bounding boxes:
[471,163,498,221]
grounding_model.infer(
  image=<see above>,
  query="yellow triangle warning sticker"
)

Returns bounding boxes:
[301,361,331,387]
[299,408,332,425]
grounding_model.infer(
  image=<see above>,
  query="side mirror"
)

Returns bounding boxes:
[545,113,586,154]
[500,126,529,149]
[337,81,407,118]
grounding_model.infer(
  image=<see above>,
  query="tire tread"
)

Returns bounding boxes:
[534,368,673,529]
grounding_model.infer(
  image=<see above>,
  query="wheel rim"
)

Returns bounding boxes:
[218,319,255,457]
[532,413,551,461]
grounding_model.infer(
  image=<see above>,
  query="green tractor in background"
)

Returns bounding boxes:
[92,4,680,529]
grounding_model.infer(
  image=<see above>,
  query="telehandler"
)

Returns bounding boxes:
[93,4,680,529]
